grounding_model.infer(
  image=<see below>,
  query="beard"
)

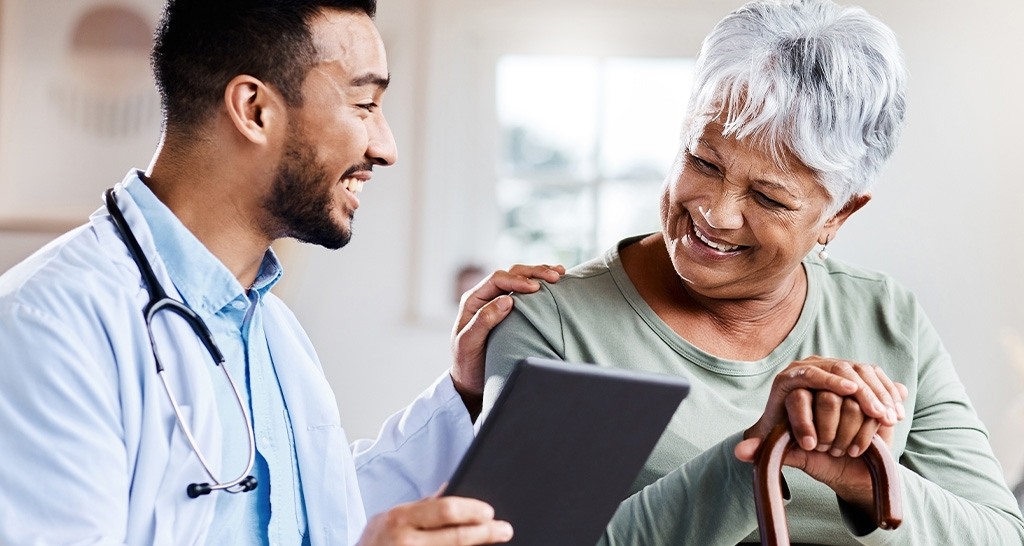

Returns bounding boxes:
[265,128,356,250]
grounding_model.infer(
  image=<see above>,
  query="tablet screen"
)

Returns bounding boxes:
[444,357,690,546]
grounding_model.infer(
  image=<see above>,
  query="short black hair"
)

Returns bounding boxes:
[152,0,377,132]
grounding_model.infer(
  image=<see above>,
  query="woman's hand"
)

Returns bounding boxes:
[357,495,513,546]
[450,264,565,420]
[735,356,908,511]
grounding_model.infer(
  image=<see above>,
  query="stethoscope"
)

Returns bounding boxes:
[105,188,258,499]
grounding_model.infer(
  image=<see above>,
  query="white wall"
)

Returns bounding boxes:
[1,0,1022,485]
[830,0,1024,483]
[357,0,1024,484]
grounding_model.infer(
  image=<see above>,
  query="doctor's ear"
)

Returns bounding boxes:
[223,75,285,146]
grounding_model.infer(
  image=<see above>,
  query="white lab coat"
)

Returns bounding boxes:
[0,177,474,545]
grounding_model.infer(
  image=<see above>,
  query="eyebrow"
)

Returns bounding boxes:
[696,138,722,162]
[754,177,801,200]
[350,72,390,90]
[697,137,802,200]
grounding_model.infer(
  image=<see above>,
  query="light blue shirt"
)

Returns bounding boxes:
[0,170,476,545]
[125,181,306,544]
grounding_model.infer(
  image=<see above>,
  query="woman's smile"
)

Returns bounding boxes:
[690,218,744,253]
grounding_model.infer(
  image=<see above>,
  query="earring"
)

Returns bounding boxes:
[818,234,831,260]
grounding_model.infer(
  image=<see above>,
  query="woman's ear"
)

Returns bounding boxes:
[820,193,871,243]
[223,74,284,146]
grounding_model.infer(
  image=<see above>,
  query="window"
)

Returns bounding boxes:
[494,55,695,267]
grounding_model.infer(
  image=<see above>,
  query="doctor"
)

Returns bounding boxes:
[0,0,563,544]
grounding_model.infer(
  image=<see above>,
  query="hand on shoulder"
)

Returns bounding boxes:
[450,264,565,420]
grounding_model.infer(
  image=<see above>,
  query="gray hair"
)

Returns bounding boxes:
[682,0,907,216]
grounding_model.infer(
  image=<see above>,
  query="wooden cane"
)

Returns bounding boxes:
[752,423,903,545]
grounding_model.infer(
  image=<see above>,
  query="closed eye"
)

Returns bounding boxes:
[686,151,721,176]
[753,191,787,209]
[357,102,378,112]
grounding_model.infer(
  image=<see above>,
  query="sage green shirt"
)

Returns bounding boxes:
[484,236,1024,545]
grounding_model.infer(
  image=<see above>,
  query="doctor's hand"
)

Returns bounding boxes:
[450,264,564,420]
[357,496,513,545]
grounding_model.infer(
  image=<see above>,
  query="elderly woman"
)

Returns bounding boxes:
[483,0,1024,543]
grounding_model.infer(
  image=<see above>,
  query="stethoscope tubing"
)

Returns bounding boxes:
[105,187,258,498]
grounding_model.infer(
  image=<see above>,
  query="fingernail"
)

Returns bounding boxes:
[897,402,906,419]
[815,444,830,453]
[841,379,858,390]
[873,401,886,416]
[496,295,512,311]
[848,445,861,457]
[886,408,897,423]
[497,522,514,540]
[829,447,844,457]
[800,436,816,450]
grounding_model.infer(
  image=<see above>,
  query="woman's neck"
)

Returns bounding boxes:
[620,234,808,361]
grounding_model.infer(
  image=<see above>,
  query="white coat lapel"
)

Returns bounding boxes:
[263,301,364,544]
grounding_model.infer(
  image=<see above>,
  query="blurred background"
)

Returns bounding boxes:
[1,0,1022,489]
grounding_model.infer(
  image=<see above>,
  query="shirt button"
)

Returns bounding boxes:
[232,300,246,310]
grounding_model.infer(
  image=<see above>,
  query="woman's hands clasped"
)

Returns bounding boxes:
[735,356,909,512]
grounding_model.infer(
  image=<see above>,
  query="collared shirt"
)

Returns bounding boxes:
[0,169,475,545]
[126,180,307,544]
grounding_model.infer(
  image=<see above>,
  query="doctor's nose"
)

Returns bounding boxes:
[367,114,397,167]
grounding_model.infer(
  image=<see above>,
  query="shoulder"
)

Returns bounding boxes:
[808,257,918,310]
[509,249,620,315]
[806,257,928,352]
[0,218,141,327]
[513,244,623,302]
[0,219,148,399]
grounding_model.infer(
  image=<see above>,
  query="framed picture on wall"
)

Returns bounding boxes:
[0,0,163,233]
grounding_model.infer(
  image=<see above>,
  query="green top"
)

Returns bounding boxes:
[484,235,1024,545]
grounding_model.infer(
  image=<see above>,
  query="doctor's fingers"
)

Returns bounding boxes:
[454,264,564,333]
[360,497,512,546]
[404,496,513,544]
[451,293,513,385]
[417,521,514,545]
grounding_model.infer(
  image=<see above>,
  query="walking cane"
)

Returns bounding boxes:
[752,423,903,545]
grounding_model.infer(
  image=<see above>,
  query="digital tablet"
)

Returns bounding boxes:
[444,357,690,546]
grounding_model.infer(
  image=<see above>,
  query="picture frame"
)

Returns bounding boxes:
[0,0,163,233]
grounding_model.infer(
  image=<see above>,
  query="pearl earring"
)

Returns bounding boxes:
[818,234,831,260]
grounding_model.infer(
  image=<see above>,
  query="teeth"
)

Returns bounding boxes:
[693,224,740,252]
[341,178,364,194]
